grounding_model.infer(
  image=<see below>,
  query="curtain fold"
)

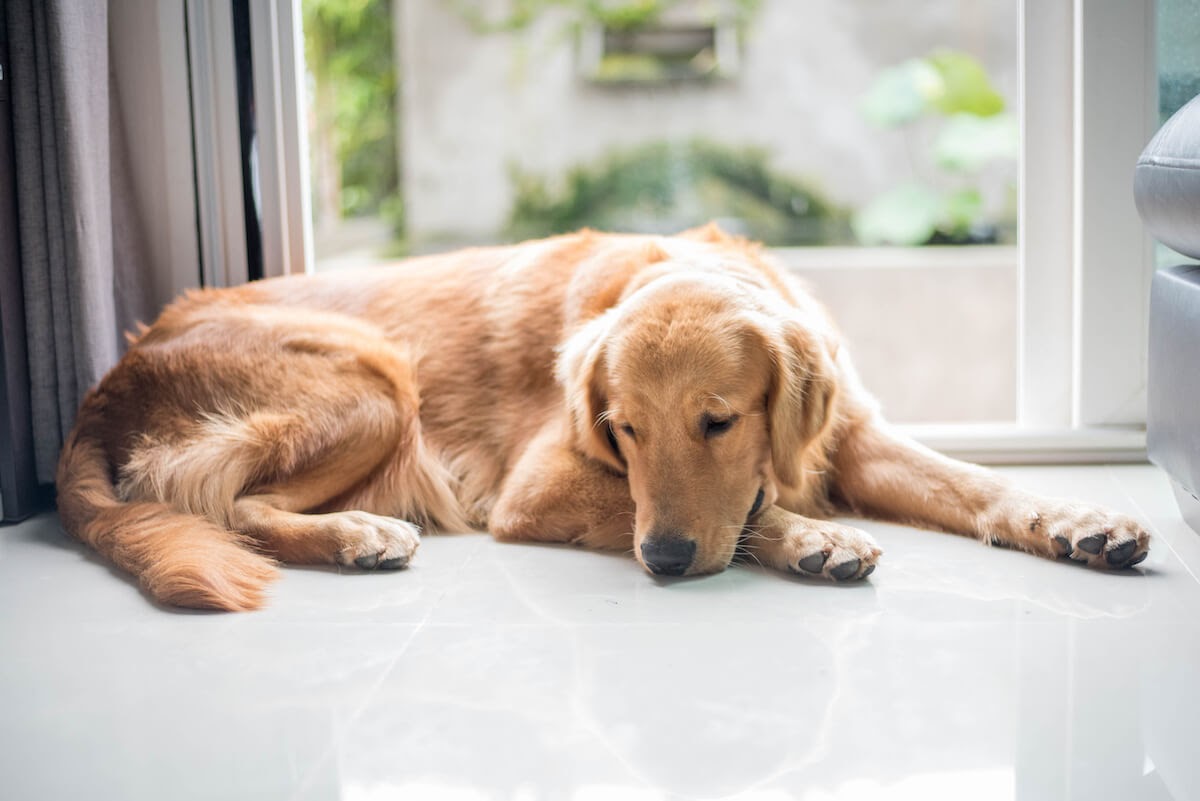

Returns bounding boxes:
[0,3,39,522]
[1,0,155,518]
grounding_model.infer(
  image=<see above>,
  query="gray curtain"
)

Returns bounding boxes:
[1,0,154,518]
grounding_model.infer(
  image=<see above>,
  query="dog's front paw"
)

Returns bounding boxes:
[332,511,421,570]
[1031,505,1149,569]
[777,520,882,582]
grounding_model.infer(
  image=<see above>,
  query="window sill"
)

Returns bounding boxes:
[900,423,1148,465]
[772,244,1017,272]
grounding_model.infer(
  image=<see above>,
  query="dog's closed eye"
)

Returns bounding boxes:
[749,487,765,518]
[703,414,738,439]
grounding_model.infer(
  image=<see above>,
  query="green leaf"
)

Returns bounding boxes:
[587,0,665,31]
[943,188,983,235]
[852,183,944,246]
[925,49,1006,117]
[934,113,1019,172]
[860,58,942,128]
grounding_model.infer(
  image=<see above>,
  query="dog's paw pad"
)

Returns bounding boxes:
[796,552,828,574]
[1038,506,1149,570]
[1105,540,1137,565]
[784,523,881,582]
[830,558,861,581]
[332,511,421,570]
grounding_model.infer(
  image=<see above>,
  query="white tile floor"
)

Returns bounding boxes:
[2,464,1199,801]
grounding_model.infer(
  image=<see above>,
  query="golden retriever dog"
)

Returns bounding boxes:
[55,226,1151,610]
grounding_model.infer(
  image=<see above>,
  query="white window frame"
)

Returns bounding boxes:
[910,0,1156,463]
[185,0,251,287]
[187,0,312,282]
[117,0,1159,464]
[1069,0,1158,430]
[246,0,314,277]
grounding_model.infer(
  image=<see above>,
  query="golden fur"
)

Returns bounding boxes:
[56,226,1151,610]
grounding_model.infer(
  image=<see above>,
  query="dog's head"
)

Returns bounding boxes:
[558,266,839,576]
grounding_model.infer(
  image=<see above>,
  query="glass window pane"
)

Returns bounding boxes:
[303,0,1019,424]
[1155,0,1200,269]
[395,2,1017,252]
[1159,0,1200,123]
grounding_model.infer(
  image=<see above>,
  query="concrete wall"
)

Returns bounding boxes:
[397,0,1018,245]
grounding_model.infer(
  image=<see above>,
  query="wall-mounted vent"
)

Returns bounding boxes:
[578,21,740,85]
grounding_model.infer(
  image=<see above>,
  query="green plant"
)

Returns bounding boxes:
[853,49,1017,246]
[505,140,847,245]
[303,0,403,230]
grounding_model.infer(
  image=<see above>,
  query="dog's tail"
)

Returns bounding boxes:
[56,426,278,611]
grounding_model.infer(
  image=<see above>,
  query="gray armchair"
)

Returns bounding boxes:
[1137,92,1200,533]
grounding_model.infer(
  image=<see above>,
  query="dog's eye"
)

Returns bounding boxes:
[749,487,765,518]
[619,423,636,440]
[703,415,737,438]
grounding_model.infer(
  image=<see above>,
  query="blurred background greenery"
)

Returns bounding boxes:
[505,139,847,245]
[853,48,1018,246]
[303,0,403,234]
[303,0,1016,259]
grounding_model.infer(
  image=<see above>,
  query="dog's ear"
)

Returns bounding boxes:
[556,313,626,473]
[765,318,838,489]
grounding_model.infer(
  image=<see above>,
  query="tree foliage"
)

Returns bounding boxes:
[506,140,845,245]
[304,0,401,224]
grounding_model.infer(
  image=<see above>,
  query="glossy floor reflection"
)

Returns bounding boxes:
[2,465,1199,800]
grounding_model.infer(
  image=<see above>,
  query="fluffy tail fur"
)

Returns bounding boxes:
[56,430,278,611]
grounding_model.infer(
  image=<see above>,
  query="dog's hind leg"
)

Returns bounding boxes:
[219,344,465,567]
[232,494,421,569]
[120,314,465,571]
[214,399,423,568]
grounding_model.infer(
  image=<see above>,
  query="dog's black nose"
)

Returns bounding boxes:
[640,533,696,576]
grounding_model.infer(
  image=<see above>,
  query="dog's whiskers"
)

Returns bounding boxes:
[594,408,618,429]
[730,525,774,544]
[726,537,764,568]
[737,547,765,568]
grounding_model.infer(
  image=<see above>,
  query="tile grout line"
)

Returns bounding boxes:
[284,617,428,801]
[285,538,484,801]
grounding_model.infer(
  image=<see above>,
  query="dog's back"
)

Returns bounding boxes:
[55,231,665,608]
